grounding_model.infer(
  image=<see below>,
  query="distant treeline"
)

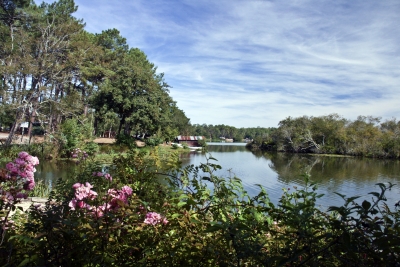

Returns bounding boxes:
[186,124,275,142]
[248,114,400,159]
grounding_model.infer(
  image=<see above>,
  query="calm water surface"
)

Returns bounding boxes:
[33,143,400,210]
[178,143,400,210]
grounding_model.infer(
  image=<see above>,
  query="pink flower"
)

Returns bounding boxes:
[77,200,86,209]
[18,151,29,159]
[104,173,112,181]
[5,162,14,171]
[14,158,26,166]
[144,212,167,226]
[23,181,35,191]
[121,186,133,196]
[30,156,39,166]
[16,192,27,199]
[69,199,77,210]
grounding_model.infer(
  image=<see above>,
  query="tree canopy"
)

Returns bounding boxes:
[0,0,190,146]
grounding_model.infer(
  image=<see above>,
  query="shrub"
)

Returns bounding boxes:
[171,143,179,149]
[197,139,208,147]
[115,133,136,148]
[145,137,163,147]
[84,141,99,156]
[1,149,400,266]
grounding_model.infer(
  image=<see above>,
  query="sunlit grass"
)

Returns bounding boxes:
[29,180,52,198]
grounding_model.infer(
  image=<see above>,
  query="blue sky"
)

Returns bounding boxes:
[40,0,400,128]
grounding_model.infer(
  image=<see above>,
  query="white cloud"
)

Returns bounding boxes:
[37,0,400,127]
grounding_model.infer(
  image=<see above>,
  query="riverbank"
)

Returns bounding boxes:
[0,133,145,146]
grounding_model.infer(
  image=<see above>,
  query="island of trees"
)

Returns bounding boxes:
[248,114,400,159]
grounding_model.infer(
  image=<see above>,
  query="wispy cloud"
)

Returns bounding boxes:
[39,0,400,127]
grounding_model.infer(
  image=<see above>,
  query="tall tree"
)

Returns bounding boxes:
[1,0,86,145]
[91,45,174,137]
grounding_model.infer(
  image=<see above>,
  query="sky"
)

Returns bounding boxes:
[39,0,400,128]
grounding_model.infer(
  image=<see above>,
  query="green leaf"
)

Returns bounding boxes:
[204,224,224,233]
[177,201,187,208]
[346,196,360,203]
[171,213,181,219]
[361,200,371,210]
[368,192,380,198]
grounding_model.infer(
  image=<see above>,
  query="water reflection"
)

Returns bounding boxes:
[35,161,77,188]
[31,144,400,210]
[181,144,400,209]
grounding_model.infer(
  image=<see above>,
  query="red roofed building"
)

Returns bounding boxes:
[175,136,206,147]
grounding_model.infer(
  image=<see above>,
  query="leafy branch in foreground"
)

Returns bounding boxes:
[1,148,399,266]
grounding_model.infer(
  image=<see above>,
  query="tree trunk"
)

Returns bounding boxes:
[4,110,20,147]
[118,115,125,135]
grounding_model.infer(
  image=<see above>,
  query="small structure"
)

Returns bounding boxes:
[175,136,205,147]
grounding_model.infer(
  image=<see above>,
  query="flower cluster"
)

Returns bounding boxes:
[144,212,168,226]
[68,182,98,210]
[71,148,88,163]
[68,182,167,225]
[92,171,112,181]
[1,152,39,204]
[69,182,133,218]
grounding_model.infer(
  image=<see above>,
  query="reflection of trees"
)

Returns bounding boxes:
[267,152,400,187]
[207,145,247,153]
[250,150,264,158]
[35,161,76,185]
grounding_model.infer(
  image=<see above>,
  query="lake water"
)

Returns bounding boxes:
[178,143,400,210]
[33,143,400,211]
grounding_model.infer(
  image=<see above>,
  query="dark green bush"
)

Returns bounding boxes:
[84,141,99,156]
[145,137,163,146]
[1,149,399,266]
[115,133,137,148]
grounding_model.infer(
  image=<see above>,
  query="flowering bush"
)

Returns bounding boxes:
[144,211,168,225]
[69,181,134,218]
[70,148,89,163]
[1,151,39,205]
[1,149,400,266]
[1,152,39,247]
[93,171,112,181]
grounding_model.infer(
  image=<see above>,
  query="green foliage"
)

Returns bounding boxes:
[145,137,163,147]
[197,138,207,147]
[190,123,275,141]
[0,145,21,161]
[28,180,52,198]
[1,149,400,266]
[171,143,179,149]
[254,114,400,159]
[84,141,99,156]
[58,118,82,155]
[115,133,137,148]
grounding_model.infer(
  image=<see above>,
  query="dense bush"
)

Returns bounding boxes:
[145,137,163,147]
[197,139,208,148]
[115,134,137,148]
[1,149,400,266]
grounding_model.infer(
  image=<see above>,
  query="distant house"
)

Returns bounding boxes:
[175,136,206,147]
